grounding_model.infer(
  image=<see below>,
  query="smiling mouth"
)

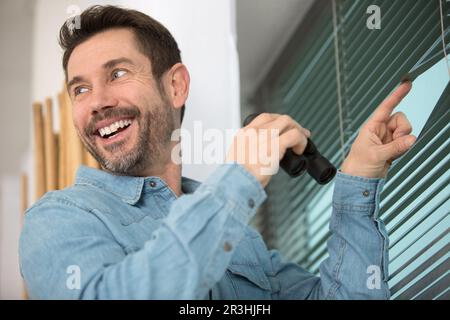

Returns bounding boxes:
[96,119,133,140]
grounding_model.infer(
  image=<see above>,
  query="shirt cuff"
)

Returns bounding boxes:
[203,163,267,221]
[332,171,385,216]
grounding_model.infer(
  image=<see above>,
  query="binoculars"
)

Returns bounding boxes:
[243,113,337,185]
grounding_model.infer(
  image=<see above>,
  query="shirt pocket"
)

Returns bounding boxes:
[91,204,150,227]
[227,264,272,299]
[116,209,148,226]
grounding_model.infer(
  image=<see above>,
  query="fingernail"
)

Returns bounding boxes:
[401,75,412,83]
[406,136,416,147]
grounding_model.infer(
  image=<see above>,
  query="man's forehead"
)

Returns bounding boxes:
[67,28,143,77]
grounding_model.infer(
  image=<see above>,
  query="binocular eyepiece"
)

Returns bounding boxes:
[243,113,337,185]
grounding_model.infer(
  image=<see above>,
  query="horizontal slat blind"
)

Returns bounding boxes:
[252,0,449,300]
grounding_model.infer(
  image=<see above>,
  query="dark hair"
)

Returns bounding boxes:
[59,5,185,123]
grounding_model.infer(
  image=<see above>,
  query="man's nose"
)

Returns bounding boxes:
[89,84,119,114]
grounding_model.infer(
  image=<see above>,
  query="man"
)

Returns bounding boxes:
[19,5,416,299]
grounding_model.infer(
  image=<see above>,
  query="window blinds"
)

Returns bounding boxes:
[251,0,449,300]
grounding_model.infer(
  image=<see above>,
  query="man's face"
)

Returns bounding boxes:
[67,28,175,175]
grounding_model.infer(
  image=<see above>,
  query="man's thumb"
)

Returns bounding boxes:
[378,135,417,160]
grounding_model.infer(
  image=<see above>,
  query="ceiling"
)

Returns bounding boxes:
[236,0,314,102]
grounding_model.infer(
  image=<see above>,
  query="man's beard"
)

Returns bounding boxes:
[80,102,175,176]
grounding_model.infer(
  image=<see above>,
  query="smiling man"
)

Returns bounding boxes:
[19,5,417,300]
[65,15,187,187]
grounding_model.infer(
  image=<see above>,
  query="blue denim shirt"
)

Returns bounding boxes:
[19,163,389,299]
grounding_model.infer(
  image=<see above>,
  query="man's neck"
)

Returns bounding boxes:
[140,160,183,197]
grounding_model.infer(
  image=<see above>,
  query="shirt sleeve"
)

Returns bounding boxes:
[19,163,267,299]
[270,171,390,300]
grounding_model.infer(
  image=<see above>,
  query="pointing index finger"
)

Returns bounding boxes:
[369,81,412,123]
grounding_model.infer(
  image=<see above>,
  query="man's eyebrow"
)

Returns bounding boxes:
[67,76,86,92]
[102,57,136,70]
[67,58,136,92]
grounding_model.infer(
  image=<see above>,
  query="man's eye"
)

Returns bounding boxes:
[112,70,127,80]
[74,87,88,96]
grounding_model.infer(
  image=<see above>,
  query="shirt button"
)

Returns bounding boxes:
[223,242,232,252]
[149,181,156,188]
[248,198,255,209]
[362,190,370,197]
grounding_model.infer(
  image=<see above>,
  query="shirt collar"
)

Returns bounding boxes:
[75,165,200,205]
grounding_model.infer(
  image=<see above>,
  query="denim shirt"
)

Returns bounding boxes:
[19,163,390,299]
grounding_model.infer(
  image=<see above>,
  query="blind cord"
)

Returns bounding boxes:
[439,0,450,78]
[332,0,346,163]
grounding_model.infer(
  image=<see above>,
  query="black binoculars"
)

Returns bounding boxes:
[243,113,337,185]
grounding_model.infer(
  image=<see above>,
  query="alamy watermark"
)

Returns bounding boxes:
[66,265,81,290]
[367,265,382,290]
[367,5,381,30]
[171,121,281,176]
[66,5,81,32]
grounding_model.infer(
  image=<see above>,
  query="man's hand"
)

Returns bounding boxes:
[227,113,311,188]
[341,81,417,179]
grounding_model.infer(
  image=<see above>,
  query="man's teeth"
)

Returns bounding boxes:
[99,119,132,137]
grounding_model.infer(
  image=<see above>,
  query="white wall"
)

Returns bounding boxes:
[117,0,241,180]
[0,0,34,300]
[0,176,25,299]
[0,0,240,299]
[237,0,313,101]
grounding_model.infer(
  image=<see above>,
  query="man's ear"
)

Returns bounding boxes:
[163,63,190,110]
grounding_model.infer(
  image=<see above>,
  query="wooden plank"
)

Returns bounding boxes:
[20,174,28,216]
[32,102,46,199]
[62,89,83,185]
[20,174,29,299]
[44,97,57,191]
[54,133,60,188]
[57,92,67,189]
